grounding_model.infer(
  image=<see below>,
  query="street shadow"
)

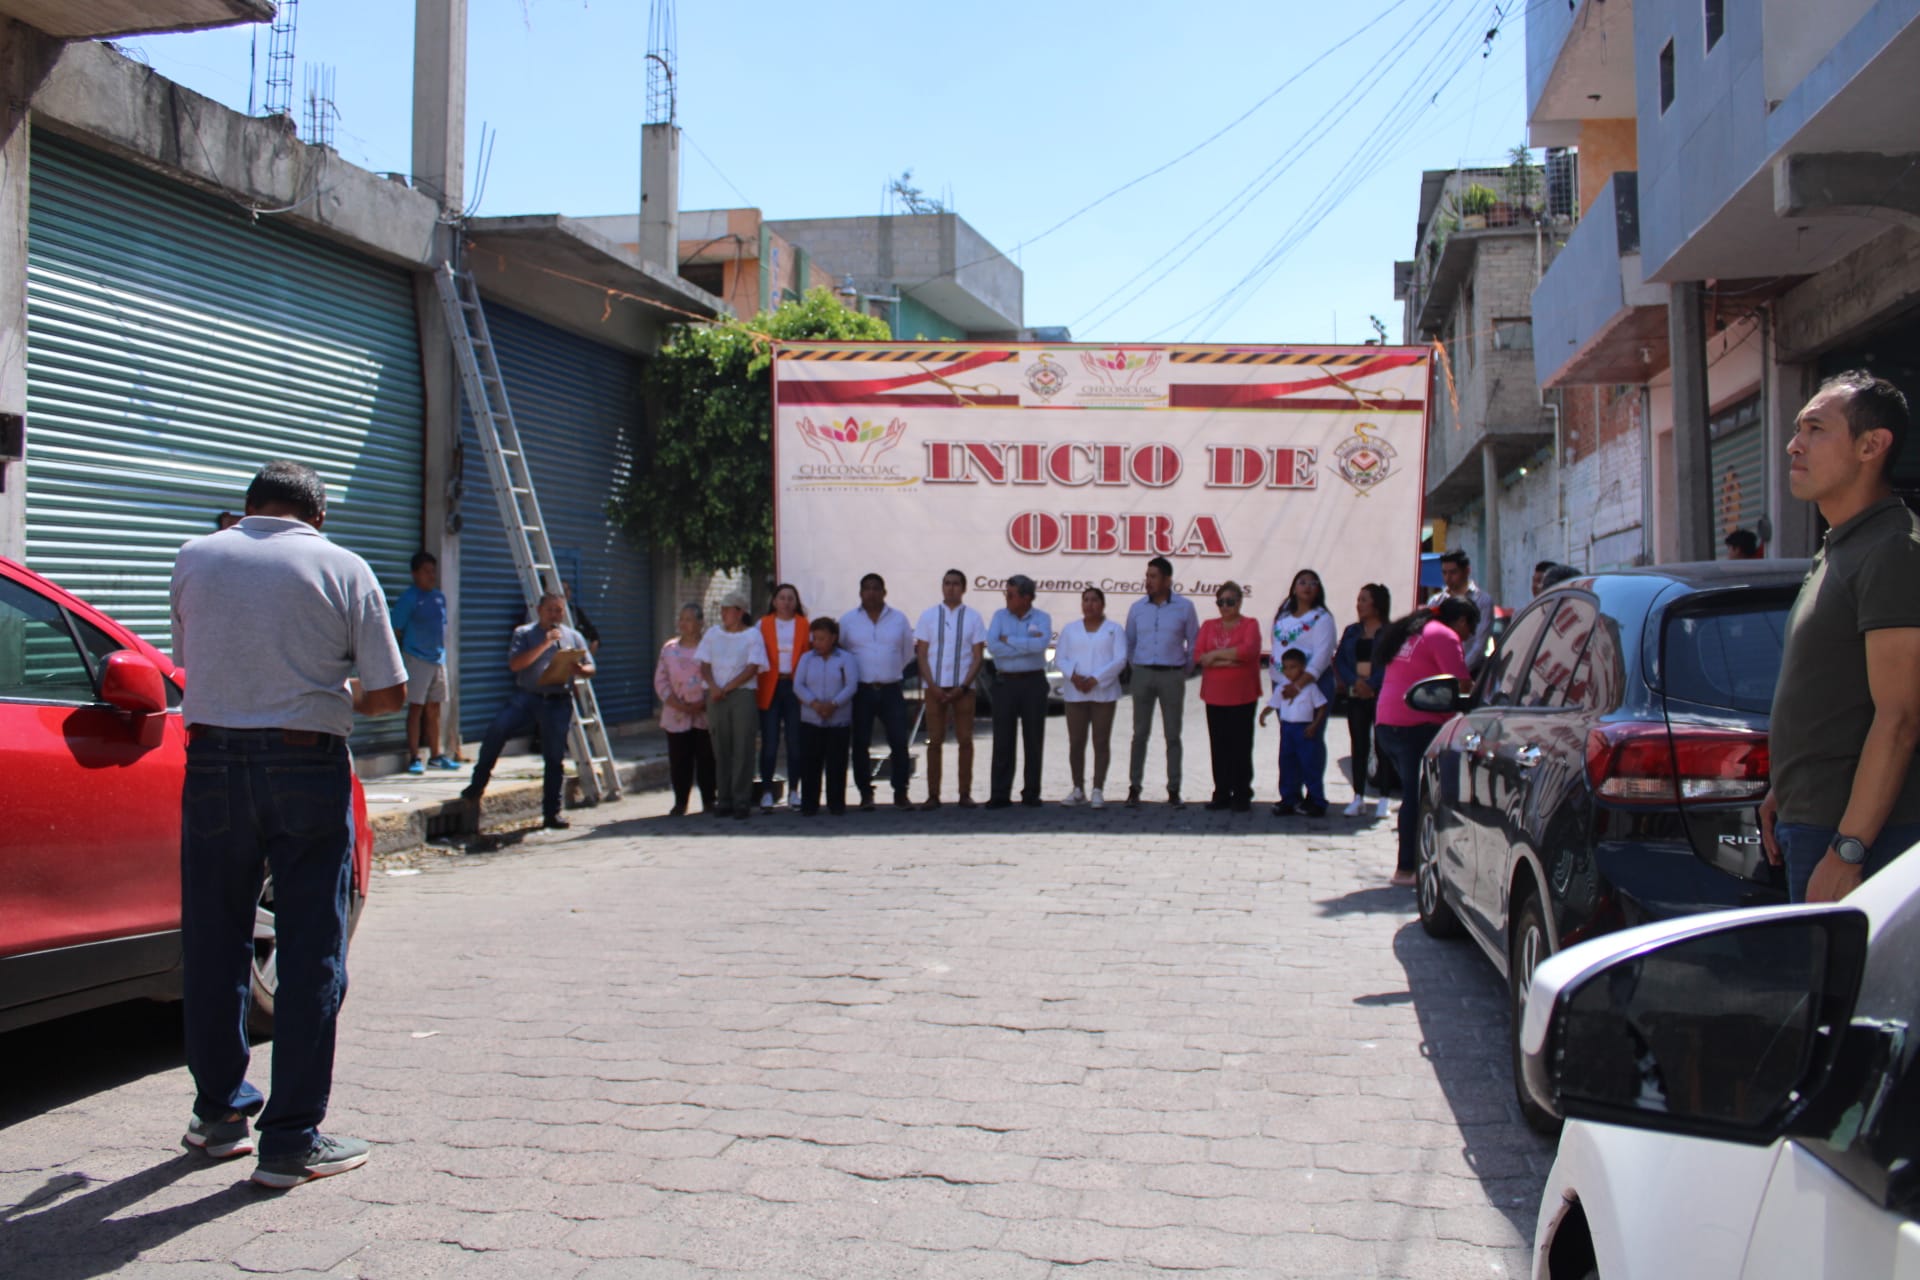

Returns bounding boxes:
[1315,885,1414,916]
[1,1154,259,1279]
[1390,920,1555,1243]
[576,803,1395,843]
[0,1001,185,1130]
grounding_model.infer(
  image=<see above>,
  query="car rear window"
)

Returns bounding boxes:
[1662,603,1790,714]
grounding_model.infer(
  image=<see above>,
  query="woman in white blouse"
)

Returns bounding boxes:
[1055,586,1129,808]
[1270,568,1338,708]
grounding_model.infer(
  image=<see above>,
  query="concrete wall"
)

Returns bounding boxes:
[1764,0,1877,103]
[1647,315,1764,561]
[767,212,1021,333]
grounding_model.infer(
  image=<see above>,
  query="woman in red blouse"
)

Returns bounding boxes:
[1196,581,1263,811]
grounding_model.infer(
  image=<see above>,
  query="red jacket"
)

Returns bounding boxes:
[755,613,808,710]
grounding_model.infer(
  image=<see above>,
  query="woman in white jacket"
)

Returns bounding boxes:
[1055,586,1129,808]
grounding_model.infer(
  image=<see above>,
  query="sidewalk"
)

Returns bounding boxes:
[358,728,671,855]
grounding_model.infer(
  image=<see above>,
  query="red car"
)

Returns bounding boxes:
[0,554,373,1035]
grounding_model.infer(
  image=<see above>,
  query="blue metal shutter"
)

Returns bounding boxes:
[458,303,653,735]
[24,135,424,743]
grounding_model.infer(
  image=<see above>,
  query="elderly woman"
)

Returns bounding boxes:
[697,591,764,820]
[653,602,717,816]
[1197,581,1262,812]
[1055,586,1128,808]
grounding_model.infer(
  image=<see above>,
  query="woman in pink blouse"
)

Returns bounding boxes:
[654,602,717,816]
[1196,581,1263,812]
[1375,596,1480,885]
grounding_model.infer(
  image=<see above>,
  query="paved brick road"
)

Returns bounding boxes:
[3,693,1552,1277]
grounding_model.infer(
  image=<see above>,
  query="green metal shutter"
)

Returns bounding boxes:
[1709,396,1764,556]
[458,303,653,736]
[24,136,425,742]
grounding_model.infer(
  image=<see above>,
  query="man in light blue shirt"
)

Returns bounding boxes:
[1124,555,1199,808]
[985,574,1053,808]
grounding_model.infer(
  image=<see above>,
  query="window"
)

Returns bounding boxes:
[1659,40,1676,113]
[1704,0,1724,51]
[1524,599,1599,707]
[0,577,99,704]
[1662,602,1791,715]
[1480,602,1557,707]
[1493,319,1534,352]
[1562,617,1623,712]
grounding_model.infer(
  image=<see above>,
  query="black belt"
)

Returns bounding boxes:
[999,669,1047,679]
[188,725,344,750]
[1137,663,1183,671]
[858,680,902,690]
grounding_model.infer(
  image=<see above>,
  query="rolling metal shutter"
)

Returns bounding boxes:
[1709,396,1764,555]
[458,303,653,736]
[24,136,424,743]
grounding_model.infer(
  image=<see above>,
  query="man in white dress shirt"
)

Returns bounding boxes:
[915,569,986,809]
[839,573,918,810]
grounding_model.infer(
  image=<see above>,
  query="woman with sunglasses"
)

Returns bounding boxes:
[1196,581,1262,811]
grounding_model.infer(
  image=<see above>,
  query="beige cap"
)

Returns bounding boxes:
[718,590,751,612]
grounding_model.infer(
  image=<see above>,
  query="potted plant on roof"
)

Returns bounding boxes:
[1459,183,1496,230]
[1501,144,1542,223]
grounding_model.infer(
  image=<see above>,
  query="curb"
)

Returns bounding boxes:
[368,754,672,856]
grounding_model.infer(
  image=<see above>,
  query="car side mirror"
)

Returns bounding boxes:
[101,650,167,715]
[1519,906,1870,1145]
[1404,674,1466,716]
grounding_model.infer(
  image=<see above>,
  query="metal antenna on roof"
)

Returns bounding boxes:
[263,0,299,120]
[645,0,677,126]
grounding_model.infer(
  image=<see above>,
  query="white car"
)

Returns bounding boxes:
[1521,847,1920,1279]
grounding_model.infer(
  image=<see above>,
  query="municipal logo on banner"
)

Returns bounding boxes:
[1333,424,1397,495]
[1024,353,1069,401]
[793,416,919,489]
[1076,349,1167,404]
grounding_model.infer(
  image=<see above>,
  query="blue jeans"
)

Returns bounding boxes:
[182,729,354,1159]
[758,677,803,793]
[471,689,575,820]
[1278,720,1327,807]
[1776,821,1920,903]
[1376,721,1442,873]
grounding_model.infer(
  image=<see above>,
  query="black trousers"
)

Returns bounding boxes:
[1345,698,1377,798]
[852,681,912,799]
[990,671,1049,803]
[666,728,716,811]
[1205,701,1256,804]
[797,722,851,815]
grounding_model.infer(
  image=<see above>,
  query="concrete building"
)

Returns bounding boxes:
[0,5,720,761]
[575,207,837,322]
[1394,165,1567,605]
[767,213,1026,340]
[1528,0,1920,567]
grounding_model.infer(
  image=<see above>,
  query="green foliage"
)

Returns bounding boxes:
[1505,144,1542,208]
[609,287,891,574]
[1460,183,1498,216]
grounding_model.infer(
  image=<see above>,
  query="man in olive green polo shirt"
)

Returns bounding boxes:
[1762,371,1920,902]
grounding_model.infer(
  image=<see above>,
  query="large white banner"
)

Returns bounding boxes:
[772,343,1431,633]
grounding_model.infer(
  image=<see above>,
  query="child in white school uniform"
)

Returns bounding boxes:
[1259,648,1329,817]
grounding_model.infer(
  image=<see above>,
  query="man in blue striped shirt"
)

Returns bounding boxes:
[985,575,1053,808]
[1124,556,1199,808]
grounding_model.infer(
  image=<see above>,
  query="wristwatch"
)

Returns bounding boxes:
[1832,835,1869,865]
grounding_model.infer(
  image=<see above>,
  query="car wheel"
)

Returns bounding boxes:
[1416,794,1464,939]
[247,875,365,1040]
[1509,892,1563,1135]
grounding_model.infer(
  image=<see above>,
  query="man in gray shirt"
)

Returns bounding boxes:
[1124,556,1199,808]
[462,591,595,830]
[1762,371,1920,902]
[171,460,407,1189]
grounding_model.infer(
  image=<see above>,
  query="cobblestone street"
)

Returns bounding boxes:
[4,703,1552,1278]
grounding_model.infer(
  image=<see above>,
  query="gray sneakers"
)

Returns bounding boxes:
[251,1134,371,1189]
[183,1113,254,1160]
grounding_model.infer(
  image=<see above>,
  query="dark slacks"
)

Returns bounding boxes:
[852,681,911,800]
[666,728,716,811]
[1205,701,1257,805]
[182,729,353,1159]
[1377,721,1442,873]
[471,689,575,821]
[990,671,1050,803]
[1345,697,1378,798]
[797,722,852,815]
[758,677,803,793]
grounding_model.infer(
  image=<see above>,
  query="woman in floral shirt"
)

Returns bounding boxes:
[653,602,717,816]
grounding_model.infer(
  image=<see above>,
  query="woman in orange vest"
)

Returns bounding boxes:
[757,583,809,811]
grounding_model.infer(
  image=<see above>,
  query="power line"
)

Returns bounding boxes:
[684,129,756,210]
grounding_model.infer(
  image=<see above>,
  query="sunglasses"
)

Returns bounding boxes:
[1216,595,1241,606]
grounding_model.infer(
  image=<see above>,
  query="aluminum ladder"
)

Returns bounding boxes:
[433,261,621,805]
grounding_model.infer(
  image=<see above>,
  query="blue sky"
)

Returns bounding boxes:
[129,0,1528,345]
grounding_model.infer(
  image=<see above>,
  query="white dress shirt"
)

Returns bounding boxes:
[915,602,986,688]
[1054,617,1128,702]
[838,604,917,684]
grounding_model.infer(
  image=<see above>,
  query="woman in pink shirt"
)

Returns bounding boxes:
[653,603,717,816]
[1196,581,1263,812]
[1375,597,1481,885]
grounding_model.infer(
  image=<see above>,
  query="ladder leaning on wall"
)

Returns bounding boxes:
[431,261,622,805]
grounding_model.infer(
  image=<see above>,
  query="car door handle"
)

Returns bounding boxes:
[1460,732,1482,752]
[1514,746,1543,769]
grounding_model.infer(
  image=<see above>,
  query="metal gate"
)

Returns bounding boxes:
[457,303,654,736]
[24,136,425,743]
[1709,395,1764,555]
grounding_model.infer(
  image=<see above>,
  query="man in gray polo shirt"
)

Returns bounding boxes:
[171,460,408,1188]
[1762,372,1920,902]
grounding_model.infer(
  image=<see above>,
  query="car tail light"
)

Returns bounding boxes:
[1584,722,1769,804]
